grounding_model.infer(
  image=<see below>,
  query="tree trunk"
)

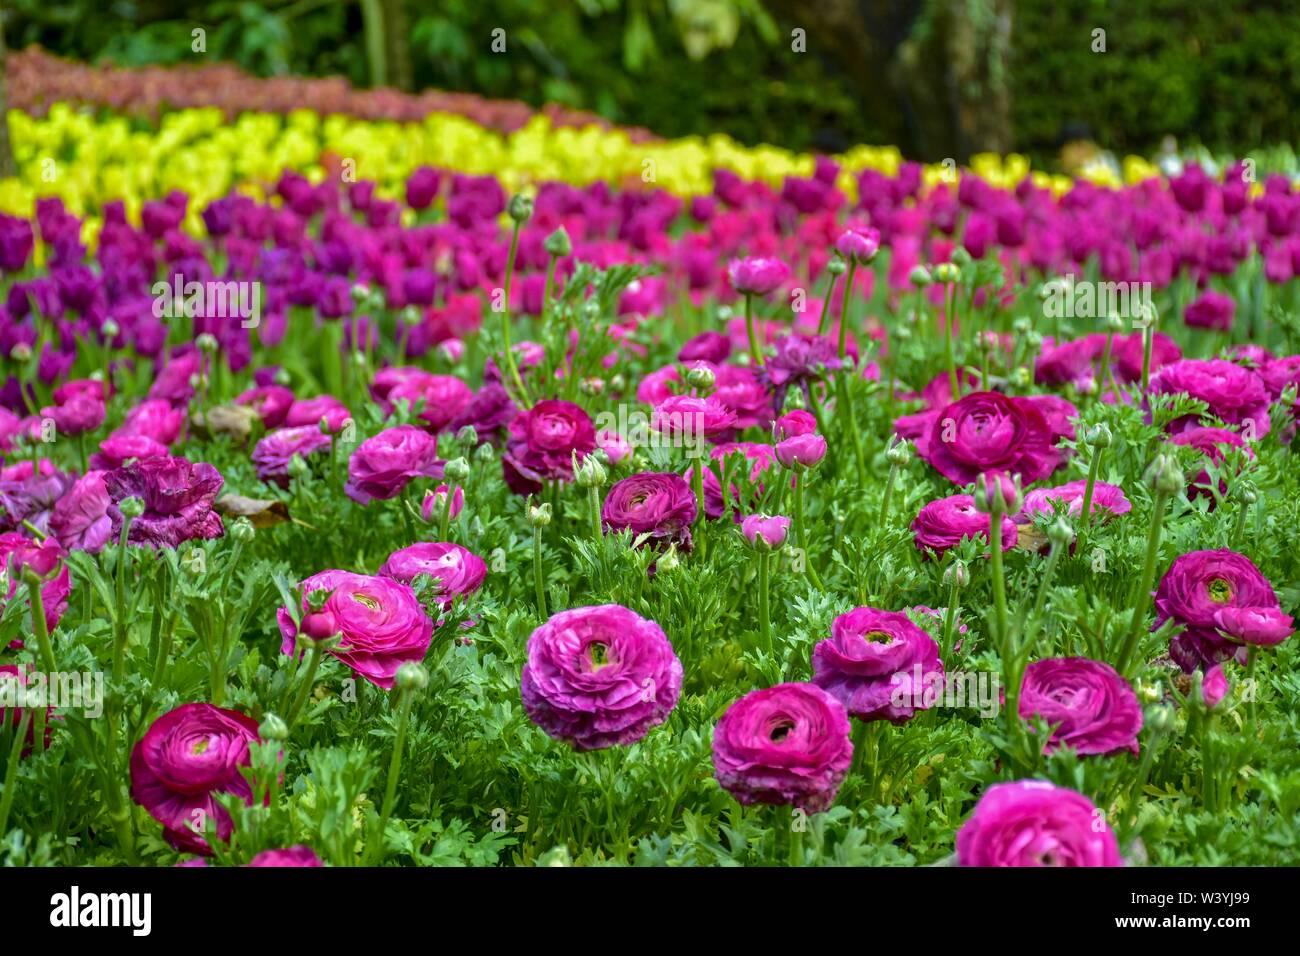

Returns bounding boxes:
[381,0,413,92]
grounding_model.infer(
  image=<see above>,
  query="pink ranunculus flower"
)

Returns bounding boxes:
[911,493,1018,557]
[915,390,1065,486]
[1147,359,1271,437]
[1183,290,1235,332]
[278,570,434,688]
[117,398,184,446]
[1167,427,1254,500]
[378,542,487,605]
[129,703,262,855]
[774,409,818,440]
[43,392,105,437]
[501,399,596,496]
[420,485,464,523]
[104,456,225,548]
[235,385,294,428]
[284,395,352,433]
[252,426,333,487]
[1016,479,1131,524]
[247,845,324,867]
[345,424,444,505]
[678,330,731,364]
[811,607,944,724]
[49,470,113,553]
[774,433,827,469]
[834,225,881,264]
[520,604,683,751]
[728,256,791,296]
[89,433,170,470]
[385,372,474,434]
[1212,606,1294,647]
[0,665,53,755]
[711,682,853,813]
[596,429,632,465]
[1018,658,1143,756]
[1155,549,1286,672]
[0,533,71,632]
[652,394,736,442]
[602,472,697,549]
[955,780,1121,867]
[1201,664,1229,709]
[740,513,790,550]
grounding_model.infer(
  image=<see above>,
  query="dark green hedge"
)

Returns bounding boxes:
[5,0,1297,160]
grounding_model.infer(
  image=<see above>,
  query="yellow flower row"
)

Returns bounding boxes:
[0,102,1165,239]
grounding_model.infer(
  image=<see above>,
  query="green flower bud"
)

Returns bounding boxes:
[907,264,932,287]
[685,365,715,390]
[1144,703,1174,732]
[101,318,121,339]
[943,561,970,588]
[1086,423,1113,448]
[1145,453,1184,497]
[287,453,311,479]
[395,662,429,693]
[230,517,255,544]
[574,453,608,489]
[932,262,960,284]
[508,193,534,224]
[196,332,219,354]
[258,714,289,742]
[827,258,848,277]
[401,305,422,326]
[580,377,605,396]
[656,547,681,573]
[1104,312,1126,334]
[445,457,471,482]
[1011,316,1032,335]
[119,496,145,519]
[1048,518,1074,549]
[9,343,31,362]
[456,425,479,446]
[350,283,371,304]
[543,226,572,257]
[1011,366,1031,389]
[886,439,911,466]
[528,503,552,528]
[474,442,495,463]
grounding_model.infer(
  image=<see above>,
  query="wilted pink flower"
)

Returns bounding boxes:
[49,470,113,553]
[521,604,683,751]
[130,703,261,854]
[711,682,853,813]
[104,456,225,548]
[1019,658,1142,756]
[278,570,433,688]
[345,424,443,505]
[252,426,333,487]
[956,780,1121,867]
[812,607,944,724]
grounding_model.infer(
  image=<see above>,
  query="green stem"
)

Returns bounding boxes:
[758,553,772,659]
[368,685,415,865]
[1116,490,1171,676]
[438,489,453,542]
[988,504,1009,656]
[0,708,33,839]
[1140,320,1155,393]
[541,257,558,320]
[532,526,547,618]
[286,643,324,728]
[943,282,960,399]
[744,294,764,366]
[793,474,823,589]
[691,458,706,558]
[1079,447,1103,529]
[941,578,961,662]
[111,516,134,683]
[499,222,532,407]
[24,574,57,674]
[837,262,858,360]
[816,271,840,337]
[878,461,899,528]
[589,485,604,541]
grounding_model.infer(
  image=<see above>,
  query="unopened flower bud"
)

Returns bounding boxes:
[456,425,479,446]
[197,332,219,354]
[230,517,255,544]
[826,258,848,277]
[474,442,495,463]
[101,318,121,339]
[119,495,145,519]
[9,343,31,362]
[886,439,911,466]
[685,365,715,390]
[1232,480,1257,505]
[543,226,571,257]
[1144,453,1184,497]
[932,262,960,284]
[974,472,1021,514]
[908,264,932,286]
[1104,312,1126,334]
[1011,316,1032,335]
[1086,423,1112,448]
[401,305,422,326]
[580,377,605,396]
[259,714,289,742]
[574,453,607,489]
[508,193,534,224]
[444,457,471,482]
[1048,518,1074,549]
[528,503,552,528]
[656,547,681,573]
[1010,366,1031,389]
[395,662,429,693]
[943,561,970,588]
[350,283,371,304]
[1144,703,1174,732]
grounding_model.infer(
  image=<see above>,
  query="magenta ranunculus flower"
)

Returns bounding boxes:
[0,665,53,755]
[520,604,683,751]
[284,395,352,433]
[835,225,881,264]
[728,256,790,296]
[378,542,487,605]
[1201,664,1229,709]
[596,429,632,465]
[711,682,853,813]
[911,493,1018,557]
[385,372,473,433]
[811,607,944,724]
[104,456,225,548]
[774,409,817,440]
[1183,290,1235,332]
[1212,606,1294,647]
[914,390,1065,485]
[420,485,464,523]
[740,513,790,550]
[252,426,333,487]
[1017,479,1131,523]
[49,470,113,553]
[117,399,184,446]
[687,441,778,521]
[652,394,736,442]
[501,399,596,496]
[774,433,827,469]
[1155,549,1289,672]
[43,392,105,437]
[1168,427,1254,499]
[345,424,443,505]
[1018,658,1142,756]
[130,702,261,855]
[955,780,1121,867]
[89,433,170,470]
[278,570,434,688]
[1147,359,1271,437]
[247,845,324,867]
[678,330,731,364]
[235,385,294,428]
[602,472,697,548]
[0,533,71,632]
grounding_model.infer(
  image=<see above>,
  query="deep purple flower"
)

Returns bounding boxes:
[252,426,334,487]
[49,470,113,553]
[1183,290,1235,332]
[501,399,595,496]
[104,456,225,548]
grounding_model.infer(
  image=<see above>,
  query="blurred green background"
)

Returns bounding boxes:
[4,0,1298,163]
